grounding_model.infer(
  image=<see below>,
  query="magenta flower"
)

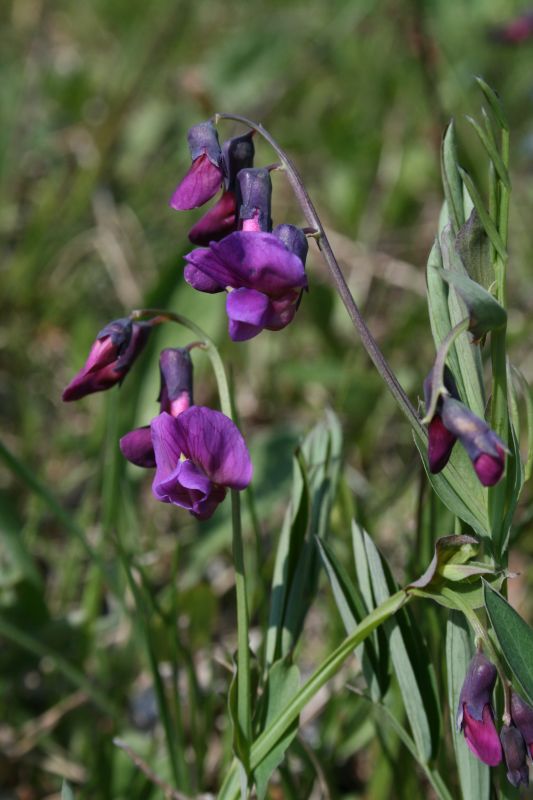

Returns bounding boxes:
[184,224,308,341]
[62,318,149,402]
[511,692,533,758]
[440,398,506,486]
[151,408,252,520]
[170,122,224,210]
[423,367,506,486]
[457,653,502,766]
[188,131,255,245]
[500,725,529,787]
[120,348,193,468]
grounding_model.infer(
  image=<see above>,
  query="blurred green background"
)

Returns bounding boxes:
[1,0,533,797]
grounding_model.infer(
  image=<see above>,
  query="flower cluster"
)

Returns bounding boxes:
[457,652,533,787]
[423,367,506,487]
[171,121,309,342]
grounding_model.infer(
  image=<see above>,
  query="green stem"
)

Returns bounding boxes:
[489,128,510,560]
[130,309,253,749]
[214,113,422,436]
[218,590,409,799]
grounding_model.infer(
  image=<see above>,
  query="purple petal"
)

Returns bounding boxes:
[188,190,237,245]
[463,706,503,766]
[174,407,252,489]
[170,154,224,210]
[474,451,505,486]
[428,415,457,473]
[120,426,156,468]
[187,232,307,298]
[184,259,225,293]
[265,291,302,331]
[226,288,270,331]
[151,412,185,490]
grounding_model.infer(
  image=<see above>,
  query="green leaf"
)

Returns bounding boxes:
[413,431,490,539]
[317,537,385,700]
[363,530,440,762]
[61,782,75,800]
[484,581,533,705]
[441,121,465,235]
[475,76,509,132]
[456,209,493,291]
[438,269,506,341]
[458,168,507,261]
[446,612,490,800]
[254,658,300,799]
[465,115,510,189]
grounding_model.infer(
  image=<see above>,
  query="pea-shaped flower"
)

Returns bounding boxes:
[500,725,529,787]
[62,318,149,402]
[457,652,502,766]
[184,224,308,341]
[151,408,252,520]
[511,692,533,758]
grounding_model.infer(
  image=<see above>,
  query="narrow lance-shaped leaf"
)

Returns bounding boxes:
[458,168,507,261]
[465,114,510,189]
[439,269,506,341]
[484,581,533,705]
[441,121,465,234]
[456,208,493,291]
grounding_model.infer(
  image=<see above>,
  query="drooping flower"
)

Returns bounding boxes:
[62,318,149,402]
[187,131,256,245]
[120,347,193,468]
[511,692,533,758]
[150,408,252,520]
[170,121,224,211]
[184,223,308,342]
[457,652,502,766]
[423,366,506,486]
[423,367,460,473]
[440,398,506,486]
[500,725,529,787]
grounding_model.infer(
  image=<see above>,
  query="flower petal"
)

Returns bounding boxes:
[184,260,225,293]
[226,288,270,336]
[120,426,156,468]
[463,706,503,766]
[151,412,185,492]
[428,414,457,473]
[188,190,237,245]
[174,407,252,489]
[170,154,223,210]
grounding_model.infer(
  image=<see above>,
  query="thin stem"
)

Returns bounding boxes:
[130,309,253,750]
[214,114,423,437]
[421,318,470,423]
[489,127,510,559]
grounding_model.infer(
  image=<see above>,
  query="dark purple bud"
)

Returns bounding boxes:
[457,653,502,766]
[222,131,255,191]
[120,426,156,468]
[511,692,533,758]
[170,121,224,210]
[272,224,309,265]
[440,397,506,486]
[423,366,460,473]
[489,12,533,45]
[151,408,252,520]
[188,190,238,246]
[500,726,529,787]
[237,168,272,232]
[62,319,149,401]
[158,348,193,417]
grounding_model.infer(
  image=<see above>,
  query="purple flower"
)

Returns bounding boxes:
[188,190,238,246]
[120,347,193,468]
[62,319,149,402]
[151,408,252,520]
[184,224,308,341]
[423,367,506,486]
[500,725,529,787]
[423,367,459,473]
[170,122,224,210]
[457,652,502,766]
[440,398,506,486]
[511,692,533,758]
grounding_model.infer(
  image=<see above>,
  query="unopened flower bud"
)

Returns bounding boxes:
[441,398,506,486]
[170,121,224,210]
[511,692,533,758]
[500,725,529,787]
[457,653,502,766]
[273,224,309,265]
[237,168,272,232]
[158,348,194,417]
